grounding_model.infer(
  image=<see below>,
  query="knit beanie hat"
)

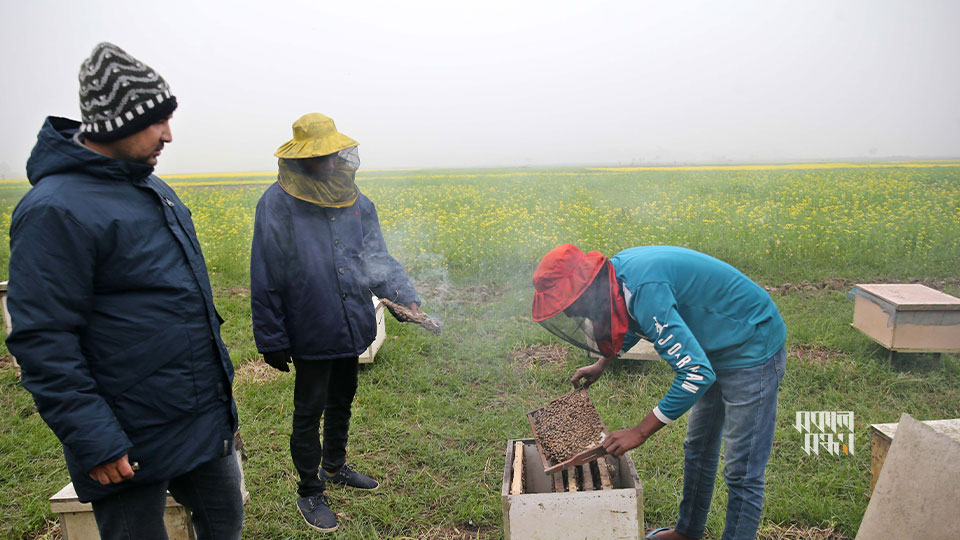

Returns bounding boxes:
[78,42,178,142]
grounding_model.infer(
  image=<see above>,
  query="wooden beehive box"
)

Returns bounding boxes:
[851,284,960,353]
[590,339,658,361]
[0,281,14,368]
[51,483,196,540]
[50,440,249,539]
[526,389,612,474]
[867,418,960,497]
[502,439,642,540]
[359,296,386,364]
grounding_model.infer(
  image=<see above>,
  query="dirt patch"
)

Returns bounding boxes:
[764,278,853,295]
[414,281,500,306]
[215,287,249,297]
[25,520,62,540]
[234,358,284,384]
[512,344,568,369]
[415,522,491,540]
[0,354,16,370]
[789,344,846,366]
[0,355,20,379]
[764,277,960,296]
[757,523,848,540]
[530,390,605,463]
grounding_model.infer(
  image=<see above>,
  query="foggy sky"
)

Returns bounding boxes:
[1,0,959,177]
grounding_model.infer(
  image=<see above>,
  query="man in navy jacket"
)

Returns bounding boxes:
[251,113,422,533]
[6,43,242,540]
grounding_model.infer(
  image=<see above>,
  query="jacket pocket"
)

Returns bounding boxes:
[98,325,199,432]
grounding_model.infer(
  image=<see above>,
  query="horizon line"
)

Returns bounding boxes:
[1,158,959,184]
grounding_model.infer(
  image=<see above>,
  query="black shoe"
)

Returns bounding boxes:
[297,494,338,532]
[324,463,380,490]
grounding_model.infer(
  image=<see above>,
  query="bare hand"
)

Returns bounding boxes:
[603,426,647,457]
[407,303,423,317]
[571,360,605,388]
[89,454,135,485]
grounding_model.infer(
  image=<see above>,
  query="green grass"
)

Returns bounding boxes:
[1,165,959,539]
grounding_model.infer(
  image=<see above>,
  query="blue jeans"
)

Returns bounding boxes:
[675,346,786,540]
[91,451,244,540]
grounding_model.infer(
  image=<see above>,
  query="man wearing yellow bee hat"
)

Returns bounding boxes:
[250,113,423,532]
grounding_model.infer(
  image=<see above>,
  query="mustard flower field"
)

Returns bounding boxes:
[155,163,960,289]
[1,163,959,539]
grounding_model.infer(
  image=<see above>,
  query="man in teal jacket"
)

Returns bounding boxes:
[532,244,786,540]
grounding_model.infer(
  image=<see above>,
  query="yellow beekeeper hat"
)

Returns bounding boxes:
[274,113,358,159]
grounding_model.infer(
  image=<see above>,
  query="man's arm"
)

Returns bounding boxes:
[603,411,666,457]
[250,199,292,355]
[6,202,133,476]
[359,199,420,307]
[634,282,716,424]
[570,354,616,388]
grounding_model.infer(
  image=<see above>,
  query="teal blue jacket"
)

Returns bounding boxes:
[611,246,785,423]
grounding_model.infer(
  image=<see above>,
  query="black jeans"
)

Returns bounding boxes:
[91,451,244,540]
[291,356,360,497]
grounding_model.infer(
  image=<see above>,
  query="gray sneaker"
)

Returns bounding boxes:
[297,494,338,532]
[324,463,380,490]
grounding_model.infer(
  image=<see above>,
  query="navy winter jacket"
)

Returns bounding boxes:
[6,117,237,502]
[251,182,418,359]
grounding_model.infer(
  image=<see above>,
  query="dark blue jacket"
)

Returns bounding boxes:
[6,117,237,502]
[251,182,418,359]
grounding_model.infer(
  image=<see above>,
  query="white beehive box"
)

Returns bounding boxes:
[502,438,643,540]
[590,339,658,361]
[867,418,960,496]
[359,296,386,364]
[51,483,196,540]
[0,281,14,368]
[0,281,10,336]
[50,448,249,539]
[851,284,960,353]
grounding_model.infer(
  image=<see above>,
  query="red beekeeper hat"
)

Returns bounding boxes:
[532,244,608,322]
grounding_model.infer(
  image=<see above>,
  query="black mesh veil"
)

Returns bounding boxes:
[537,269,616,356]
[539,313,605,356]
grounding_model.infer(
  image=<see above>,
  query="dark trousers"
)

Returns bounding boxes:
[291,356,360,497]
[91,451,244,540]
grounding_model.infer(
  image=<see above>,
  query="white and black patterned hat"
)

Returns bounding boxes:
[78,42,178,142]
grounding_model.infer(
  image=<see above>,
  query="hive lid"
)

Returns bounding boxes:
[869,418,960,442]
[854,284,960,311]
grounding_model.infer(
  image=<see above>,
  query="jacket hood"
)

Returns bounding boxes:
[26,116,155,186]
